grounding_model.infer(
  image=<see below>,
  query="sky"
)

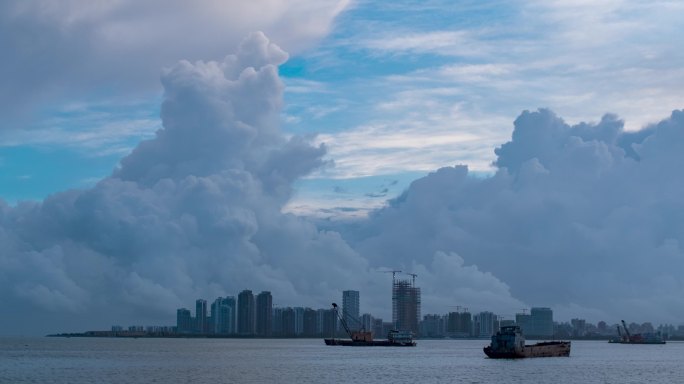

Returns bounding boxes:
[1,0,684,335]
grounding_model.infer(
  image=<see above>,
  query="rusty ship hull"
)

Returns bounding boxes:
[484,341,571,359]
[484,325,571,359]
[324,338,416,347]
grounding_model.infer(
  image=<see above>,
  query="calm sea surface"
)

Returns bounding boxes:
[1,337,683,383]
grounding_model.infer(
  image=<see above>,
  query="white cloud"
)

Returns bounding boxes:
[0,118,161,156]
[0,33,370,334]
[310,0,684,184]
[2,0,684,333]
[0,0,351,125]
[343,108,684,323]
[312,94,509,178]
[414,251,526,315]
[359,30,488,58]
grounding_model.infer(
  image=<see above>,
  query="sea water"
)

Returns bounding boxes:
[1,337,683,383]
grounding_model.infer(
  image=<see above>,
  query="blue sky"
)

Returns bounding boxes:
[2,1,683,217]
[279,0,684,217]
[2,1,684,334]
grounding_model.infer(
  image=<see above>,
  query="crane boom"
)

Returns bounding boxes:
[381,270,403,283]
[331,302,373,343]
[332,303,352,338]
[621,320,632,339]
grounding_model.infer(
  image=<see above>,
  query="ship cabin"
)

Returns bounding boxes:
[490,325,525,353]
[387,330,414,345]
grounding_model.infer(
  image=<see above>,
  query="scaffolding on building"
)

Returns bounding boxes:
[391,273,421,335]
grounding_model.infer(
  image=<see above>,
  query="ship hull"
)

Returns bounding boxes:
[324,338,416,347]
[608,340,666,345]
[484,341,571,359]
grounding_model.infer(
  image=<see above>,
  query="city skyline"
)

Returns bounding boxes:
[102,288,684,341]
[2,2,684,336]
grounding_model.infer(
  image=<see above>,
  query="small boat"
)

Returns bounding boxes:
[483,325,570,358]
[324,330,416,347]
[323,303,416,347]
[609,320,666,344]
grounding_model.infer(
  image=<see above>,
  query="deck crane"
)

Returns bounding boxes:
[621,320,636,342]
[331,303,372,342]
[621,320,631,339]
[331,303,352,338]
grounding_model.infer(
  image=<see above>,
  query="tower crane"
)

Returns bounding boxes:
[381,270,402,283]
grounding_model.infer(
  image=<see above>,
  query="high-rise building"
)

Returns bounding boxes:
[530,307,554,337]
[293,307,304,335]
[516,311,532,334]
[360,313,373,332]
[474,311,497,337]
[272,307,284,336]
[281,307,296,336]
[223,296,237,334]
[571,318,586,337]
[210,299,220,334]
[392,278,421,335]
[421,314,446,338]
[381,322,394,337]
[499,319,515,329]
[176,308,193,333]
[303,308,318,336]
[211,297,235,334]
[342,290,360,331]
[316,308,327,335]
[237,290,255,335]
[256,291,273,336]
[195,299,207,333]
[372,318,384,338]
[447,311,473,337]
[321,308,338,338]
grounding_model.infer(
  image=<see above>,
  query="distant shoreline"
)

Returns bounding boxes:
[47,332,684,341]
[46,332,325,339]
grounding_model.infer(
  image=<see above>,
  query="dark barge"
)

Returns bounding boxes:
[323,302,416,347]
[483,325,570,358]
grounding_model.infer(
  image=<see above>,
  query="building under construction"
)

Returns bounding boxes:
[392,274,421,335]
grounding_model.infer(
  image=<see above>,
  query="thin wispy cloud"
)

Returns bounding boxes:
[1,119,160,154]
[359,30,487,58]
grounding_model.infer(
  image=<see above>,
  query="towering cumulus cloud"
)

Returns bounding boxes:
[351,109,684,322]
[0,33,371,333]
[2,31,683,334]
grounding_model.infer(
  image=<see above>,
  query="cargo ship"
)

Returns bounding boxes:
[483,325,571,358]
[323,303,416,347]
[608,320,666,344]
[324,329,416,347]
